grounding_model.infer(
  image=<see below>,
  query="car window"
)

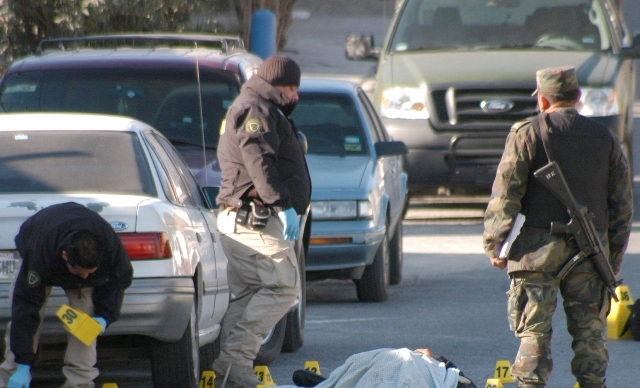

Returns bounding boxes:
[358,90,388,142]
[144,132,201,208]
[0,130,156,195]
[152,133,207,209]
[291,92,369,156]
[390,0,609,52]
[0,67,240,150]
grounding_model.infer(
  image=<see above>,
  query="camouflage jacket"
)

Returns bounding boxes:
[483,109,633,273]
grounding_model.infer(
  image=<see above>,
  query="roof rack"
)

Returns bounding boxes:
[37,33,245,55]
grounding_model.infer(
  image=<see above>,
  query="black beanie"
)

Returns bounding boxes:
[257,55,301,87]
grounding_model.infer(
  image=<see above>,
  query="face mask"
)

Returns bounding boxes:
[281,101,297,117]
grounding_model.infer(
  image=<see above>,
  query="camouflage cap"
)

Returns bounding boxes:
[531,65,579,96]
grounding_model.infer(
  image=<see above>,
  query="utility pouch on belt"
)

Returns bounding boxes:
[248,202,270,229]
[235,201,270,230]
[235,203,250,226]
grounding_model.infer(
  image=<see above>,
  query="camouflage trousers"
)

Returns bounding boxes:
[507,271,610,387]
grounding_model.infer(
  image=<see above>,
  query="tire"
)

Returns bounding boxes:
[151,299,200,388]
[254,315,287,366]
[355,226,390,302]
[389,221,403,286]
[199,336,219,376]
[282,246,306,352]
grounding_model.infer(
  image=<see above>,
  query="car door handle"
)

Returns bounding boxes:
[196,232,203,242]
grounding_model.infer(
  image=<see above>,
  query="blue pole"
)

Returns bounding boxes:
[250,9,277,59]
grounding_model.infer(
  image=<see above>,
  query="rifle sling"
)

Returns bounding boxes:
[538,112,555,163]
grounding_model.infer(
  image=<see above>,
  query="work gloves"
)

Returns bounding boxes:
[8,363,30,388]
[94,316,107,335]
[278,208,299,241]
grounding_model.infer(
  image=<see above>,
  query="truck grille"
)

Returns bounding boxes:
[430,84,538,131]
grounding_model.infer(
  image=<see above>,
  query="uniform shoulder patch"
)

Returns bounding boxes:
[245,118,264,134]
[27,270,41,288]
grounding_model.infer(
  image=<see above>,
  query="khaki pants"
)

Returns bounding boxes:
[0,285,98,388]
[214,208,299,368]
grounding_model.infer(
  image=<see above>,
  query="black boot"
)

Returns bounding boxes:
[292,369,327,387]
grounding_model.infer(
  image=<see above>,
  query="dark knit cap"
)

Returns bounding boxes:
[257,55,301,87]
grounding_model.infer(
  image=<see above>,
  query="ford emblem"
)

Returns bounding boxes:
[480,99,514,113]
[109,221,129,231]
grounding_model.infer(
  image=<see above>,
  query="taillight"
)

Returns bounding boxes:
[118,233,172,260]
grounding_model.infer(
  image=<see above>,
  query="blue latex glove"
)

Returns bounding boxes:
[93,316,107,335]
[277,208,300,241]
[8,363,30,388]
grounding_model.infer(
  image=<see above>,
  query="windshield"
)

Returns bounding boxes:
[0,68,240,149]
[389,0,610,52]
[0,131,156,195]
[291,92,369,156]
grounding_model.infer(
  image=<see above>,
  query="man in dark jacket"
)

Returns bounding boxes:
[483,66,633,388]
[214,55,311,387]
[0,202,133,388]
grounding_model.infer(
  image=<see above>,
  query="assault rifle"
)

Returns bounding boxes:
[533,161,622,302]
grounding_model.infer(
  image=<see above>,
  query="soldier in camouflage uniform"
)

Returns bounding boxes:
[483,66,633,388]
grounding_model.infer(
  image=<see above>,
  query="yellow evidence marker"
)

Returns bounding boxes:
[254,365,276,386]
[56,304,103,346]
[607,285,634,339]
[102,384,118,388]
[199,370,215,388]
[304,360,321,376]
[484,378,504,388]
[493,360,515,383]
[573,382,580,388]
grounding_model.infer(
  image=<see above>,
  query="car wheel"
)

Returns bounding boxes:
[254,315,287,366]
[389,221,403,286]
[355,226,390,302]
[282,246,306,352]
[199,336,219,376]
[151,298,199,388]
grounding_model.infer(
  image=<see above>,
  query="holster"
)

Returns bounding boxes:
[235,201,270,230]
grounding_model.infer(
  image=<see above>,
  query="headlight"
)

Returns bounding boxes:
[311,200,373,220]
[380,85,429,119]
[577,87,619,117]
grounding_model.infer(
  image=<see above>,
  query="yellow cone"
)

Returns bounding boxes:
[254,365,276,386]
[607,285,634,339]
[493,360,515,383]
[199,370,215,388]
[304,360,321,376]
[102,384,118,388]
[484,378,504,388]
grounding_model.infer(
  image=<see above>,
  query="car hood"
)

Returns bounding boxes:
[0,195,149,249]
[385,50,620,87]
[306,155,371,193]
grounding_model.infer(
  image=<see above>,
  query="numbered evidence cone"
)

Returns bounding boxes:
[607,285,634,339]
[199,370,215,388]
[254,365,276,386]
[484,378,505,388]
[56,304,103,346]
[573,382,580,388]
[493,360,515,383]
[102,384,118,388]
[304,360,321,376]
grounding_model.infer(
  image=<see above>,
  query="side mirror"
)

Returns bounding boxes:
[201,186,220,209]
[297,130,308,154]
[345,34,380,61]
[375,141,408,157]
[621,32,640,59]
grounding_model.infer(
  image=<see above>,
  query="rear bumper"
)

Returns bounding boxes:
[0,277,194,344]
